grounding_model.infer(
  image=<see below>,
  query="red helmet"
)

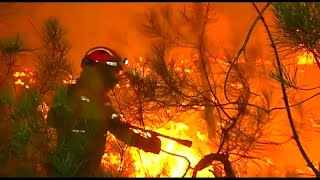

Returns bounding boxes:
[81,46,129,72]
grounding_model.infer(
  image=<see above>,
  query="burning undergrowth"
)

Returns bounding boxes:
[101,113,215,177]
[0,2,318,177]
[9,49,318,177]
[98,52,270,177]
[99,43,319,177]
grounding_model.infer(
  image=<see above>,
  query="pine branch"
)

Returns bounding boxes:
[192,153,235,177]
[223,2,272,103]
[272,2,320,68]
[253,2,320,177]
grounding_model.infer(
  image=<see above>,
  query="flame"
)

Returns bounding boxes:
[297,51,316,65]
[62,74,77,84]
[184,69,191,73]
[62,79,77,84]
[14,79,24,86]
[11,51,320,177]
[37,102,50,120]
[13,69,77,89]
[101,121,214,177]
[13,71,26,77]
[230,82,243,90]
[13,70,36,89]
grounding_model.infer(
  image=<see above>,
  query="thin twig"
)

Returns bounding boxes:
[111,89,130,124]
[223,2,272,103]
[160,149,192,178]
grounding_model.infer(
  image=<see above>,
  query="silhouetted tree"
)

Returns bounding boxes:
[126,3,277,177]
[0,17,72,177]
[270,2,320,177]
[0,35,22,89]
[34,17,72,95]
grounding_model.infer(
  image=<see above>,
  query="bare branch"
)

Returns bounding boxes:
[192,153,235,178]
[252,2,320,177]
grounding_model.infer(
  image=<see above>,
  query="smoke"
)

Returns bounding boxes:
[0,3,158,74]
[0,3,273,74]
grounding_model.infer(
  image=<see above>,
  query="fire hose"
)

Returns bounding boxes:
[124,123,193,148]
[72,123,193,148]
[40,100,192,148]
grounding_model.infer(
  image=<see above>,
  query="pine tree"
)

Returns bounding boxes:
[272,2,320,177]
[34,17,72,95]
[273,2,320,67]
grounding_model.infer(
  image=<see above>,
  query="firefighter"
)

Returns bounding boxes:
[47,47,161,177]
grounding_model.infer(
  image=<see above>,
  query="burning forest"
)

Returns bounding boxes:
[0,2,320,178]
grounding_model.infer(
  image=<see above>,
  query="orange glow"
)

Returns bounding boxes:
[101,55,216,177]
[4,3,320,177]
[230,82,243,90]
[10,52,320,177]
[29,79,36,84]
